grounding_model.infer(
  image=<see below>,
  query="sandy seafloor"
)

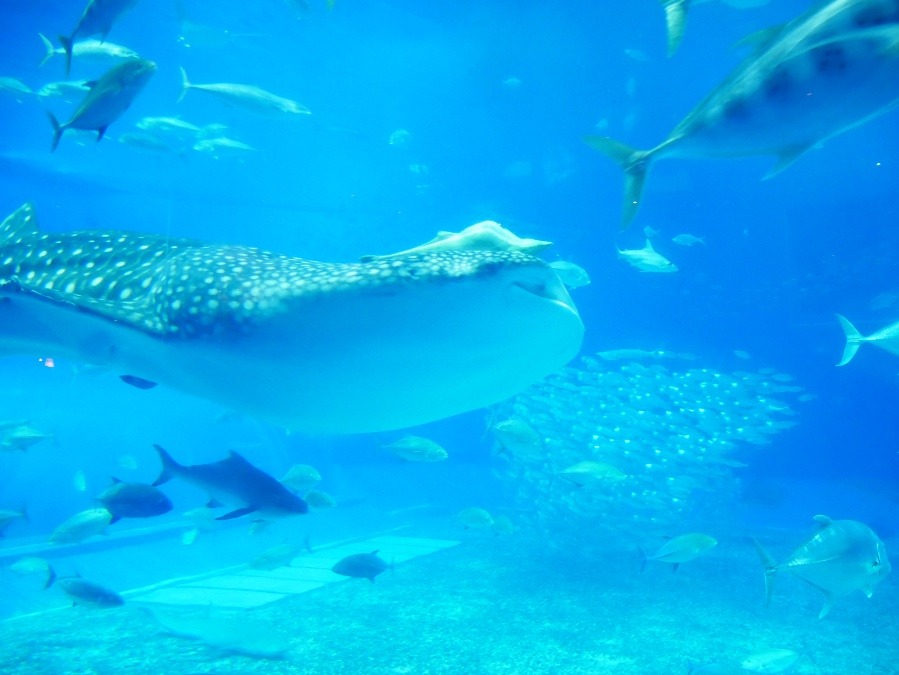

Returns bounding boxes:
[0,520,894,675]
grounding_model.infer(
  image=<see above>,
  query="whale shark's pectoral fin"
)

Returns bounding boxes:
[120,374,158,390]
[216,506,258,520]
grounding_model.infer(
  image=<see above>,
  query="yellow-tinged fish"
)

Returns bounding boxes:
[590,0,899,227]
[48,58,156,152]
[384,435,449,462]
[752,515,890,618]
[640,532,717,571]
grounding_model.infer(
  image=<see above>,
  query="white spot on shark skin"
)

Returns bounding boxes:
[0,204,584,433]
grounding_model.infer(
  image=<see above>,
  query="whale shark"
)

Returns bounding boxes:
[0,204,583,434]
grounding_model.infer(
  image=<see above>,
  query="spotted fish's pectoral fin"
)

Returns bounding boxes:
[0,203,40,243]
[812,514,833,527]
[120,374,158,390]
[216,506,257,520]
[764,145,811,179]
[818,596,834,620]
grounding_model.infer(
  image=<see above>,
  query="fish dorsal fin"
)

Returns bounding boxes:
[0,203,39,245]
[226,450,255,468]
[84,80,98,89]
[110,477,123,484]
[764,144,811,179]
[733,23,787,53]
[644,239,655,252]
[370,549,379,555]
[813,514,833,527]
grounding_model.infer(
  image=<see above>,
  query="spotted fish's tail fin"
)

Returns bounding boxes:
[835,315,864,366]
[0,203,40,244]
[584,136,653,229]
[660,0,690,56]
[751,537,778,607]
[58,34,74,77]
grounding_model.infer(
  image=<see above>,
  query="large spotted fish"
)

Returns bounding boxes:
[0,204,583,434]
[589,0,899,227]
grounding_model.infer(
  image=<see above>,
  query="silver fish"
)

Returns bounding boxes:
[618,239,678,272]
[178,68,310,116]
[752,515,891,618]
[0,203,582,434]
[835,314,899,365]
[590,0,899,226]
[59,0,139,76]
[47,59,156,152]
[39,34,139,69]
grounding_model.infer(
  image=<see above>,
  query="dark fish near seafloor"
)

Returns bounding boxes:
[752,514,891,618]
[332,550,392,582]
[96,478,173,522]
[152,445,308,520]
[49,571,125,608]
[0,203,583,434]
[588,0,899,226]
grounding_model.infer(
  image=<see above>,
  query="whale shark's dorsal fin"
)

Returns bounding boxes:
[0,203,40,245]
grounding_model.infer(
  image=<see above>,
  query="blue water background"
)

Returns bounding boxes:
[0,0,897,622]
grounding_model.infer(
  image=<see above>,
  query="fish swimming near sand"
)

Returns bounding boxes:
[47,58,156,151]
[0,203,582,434]
[752,515,891,618]
[152,445,308,520]
[48,570,124,608]
[640,532,717,571]
[332,550,392,582]
[590,0,899,226]
[835,314,899,365]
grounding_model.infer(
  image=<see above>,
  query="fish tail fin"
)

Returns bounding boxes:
[638,546,648,573]
[47,111,63,153]
[58,34,73,77]
[177,67,191,103]
[751,537,777,607]
[151,444,181,486]
[835,315,864,366]
[584,135,653,229]
[44,565,57,590]
[38,33,55,67]
[660,0,690,57]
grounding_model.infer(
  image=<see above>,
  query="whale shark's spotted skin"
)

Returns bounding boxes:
[1,203,543,339]
[0,204,584,433]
